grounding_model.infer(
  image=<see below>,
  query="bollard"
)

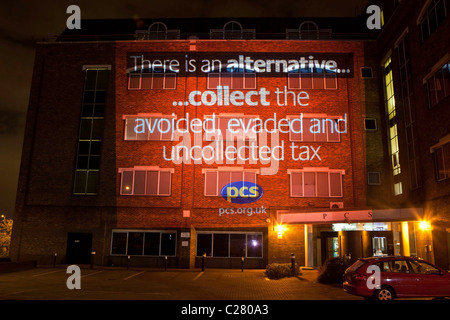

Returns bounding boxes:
[291,253,296,275]
[165,256,167,271]
[127,255,131,269]
[241,256,244,272]
[202,253,206,272]
[90,251,96,269]
[53,253,57,267]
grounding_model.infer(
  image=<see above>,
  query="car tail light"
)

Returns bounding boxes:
[353,273,368,281]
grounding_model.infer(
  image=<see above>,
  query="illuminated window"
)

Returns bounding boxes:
[288,69,337,90]
[204,114,259,141]
[74,67,109,195]
[127,62,176,90]
[203,168,258,197]
[196,232,263,258]
[288,114,341,142]
[208,68,256,90]
[394,182,403,196]
[419,0,449,42]
[119,167,174,196]
[288,169,344,197]
[426,60,450,108]
[383,58,402,190]
[432,142,450,180]
[111,230,176,257]
[123,114,175,141]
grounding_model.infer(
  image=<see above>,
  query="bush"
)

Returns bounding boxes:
[317,257,352,284]
[265,263,301,279]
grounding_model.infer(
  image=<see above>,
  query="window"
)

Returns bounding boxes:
[123,114,175,141]
[119,167,173,196]
[210,21,255,39]
[383,57,402,195]
[288,70,337,90]
[111,230,177,257]
[204,169,257,196]
[376,260,411,273]
[361,67,373,79]
[289,169,344,197]
[196,232,263,258]
[208,68,256,90]
[368,172,381,185]
[394,182,403,196]
[419,0,449,42]
[409,260,441,275]
[286,21,332,40]
[74,67,109,195]
[397,34,421,189]
[364,118,377,131]
[204,114,259,141]
[288,115,341,142]
[127,61,176,90]
[426,60,450,108]
[134,22,180,40]
[433,142,450,180]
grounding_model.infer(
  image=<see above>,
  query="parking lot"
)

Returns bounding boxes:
[0,266,360,300]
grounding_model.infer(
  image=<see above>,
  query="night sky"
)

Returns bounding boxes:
[0,0,369,219]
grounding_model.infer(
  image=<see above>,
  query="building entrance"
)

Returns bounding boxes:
[66,233,93,264]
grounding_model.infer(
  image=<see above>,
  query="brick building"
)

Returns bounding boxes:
[10,5,450,269]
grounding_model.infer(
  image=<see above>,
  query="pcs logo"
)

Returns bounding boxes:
[221,181,263,204]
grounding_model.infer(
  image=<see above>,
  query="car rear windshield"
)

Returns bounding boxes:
[347,259,367,272]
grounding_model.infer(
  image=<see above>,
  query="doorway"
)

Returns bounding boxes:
[66,233,93,264]
[321,232,339,264]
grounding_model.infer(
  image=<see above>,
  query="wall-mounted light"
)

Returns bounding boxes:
[419,220,431,231]
[276,224,286,239]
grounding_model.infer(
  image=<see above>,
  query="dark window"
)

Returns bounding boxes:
[197,234,212,256]
[427,61,450,108]
[230,234,246,257]
[161,233,176,256]
[74,68,109,195]
[368,172,381,185]
[144,232,160,255]
[111,232,127,255]
[127,232,144,255]
[213,234,229,257]
[196,233,263,258]
[111,230,176,257]
[246,234,263,258]
[419,0,449,42]
[364,119,377,130]
[433,143,450,180]
[361,67,373,78]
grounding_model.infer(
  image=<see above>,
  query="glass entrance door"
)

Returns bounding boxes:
[373,236,387,256]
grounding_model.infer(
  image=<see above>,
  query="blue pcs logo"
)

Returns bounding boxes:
[220,181,263,204]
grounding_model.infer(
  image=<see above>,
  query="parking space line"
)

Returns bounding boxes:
[193,272,204,281]
[81,270,105,278]
[32,270,65,277]
[123,271,146,280]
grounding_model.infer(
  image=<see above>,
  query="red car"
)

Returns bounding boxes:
[343,256,450,300]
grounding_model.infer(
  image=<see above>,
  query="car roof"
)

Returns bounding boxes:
[359,256,423,262]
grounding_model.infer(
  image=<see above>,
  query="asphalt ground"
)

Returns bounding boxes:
[1,266,447,319]
[0,266,360,300]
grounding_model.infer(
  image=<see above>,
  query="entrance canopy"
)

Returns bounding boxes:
[277,207,424,224]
